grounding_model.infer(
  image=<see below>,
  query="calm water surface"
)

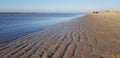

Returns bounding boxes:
[0,13,84,43]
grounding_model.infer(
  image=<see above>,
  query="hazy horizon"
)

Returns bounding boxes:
[0,0,120,12]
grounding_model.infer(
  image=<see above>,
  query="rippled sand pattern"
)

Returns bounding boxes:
[0,14,120,58]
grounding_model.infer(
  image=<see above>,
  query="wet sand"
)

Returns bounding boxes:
[0,13,120,58]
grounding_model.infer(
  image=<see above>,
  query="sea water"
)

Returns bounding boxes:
[0,13,85,43]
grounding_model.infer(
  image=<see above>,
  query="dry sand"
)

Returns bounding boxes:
[0,13,120,58]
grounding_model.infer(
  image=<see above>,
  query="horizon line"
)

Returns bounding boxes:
[0,12,84,14]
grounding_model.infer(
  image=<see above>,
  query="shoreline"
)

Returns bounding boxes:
[0,13,120,58]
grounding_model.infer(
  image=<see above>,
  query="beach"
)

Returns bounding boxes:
[0,12,120,58]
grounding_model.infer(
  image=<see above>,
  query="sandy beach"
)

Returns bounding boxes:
[0,12,120,58]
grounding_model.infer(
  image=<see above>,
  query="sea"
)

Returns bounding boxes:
[0,13,85,44]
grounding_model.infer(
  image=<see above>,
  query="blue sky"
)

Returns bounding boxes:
[0,0,120,12]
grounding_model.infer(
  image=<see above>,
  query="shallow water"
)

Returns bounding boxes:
[0,13,84,43]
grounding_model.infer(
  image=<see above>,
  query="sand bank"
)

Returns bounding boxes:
[0,13,120,58]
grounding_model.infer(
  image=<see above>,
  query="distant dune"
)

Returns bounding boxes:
[0,12,120,58]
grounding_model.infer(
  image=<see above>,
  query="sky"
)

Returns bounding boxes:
[0,0,120,12]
